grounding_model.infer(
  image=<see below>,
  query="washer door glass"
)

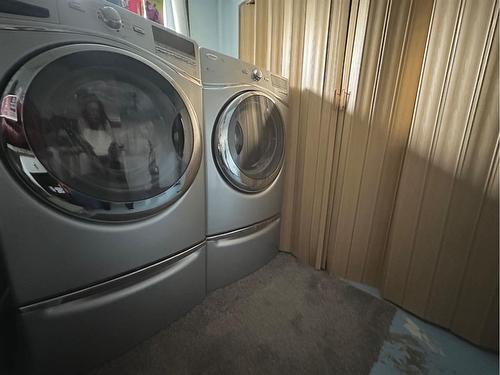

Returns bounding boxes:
[0,47,200,221]
[213,92,285,192]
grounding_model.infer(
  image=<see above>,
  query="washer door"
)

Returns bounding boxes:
[213,91,285,193]
[0,44,201,221]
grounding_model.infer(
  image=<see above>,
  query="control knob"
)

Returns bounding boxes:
[251,68,263,81]
[98,6,122,30]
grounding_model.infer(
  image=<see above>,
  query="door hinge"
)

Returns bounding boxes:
[334,88,351,111]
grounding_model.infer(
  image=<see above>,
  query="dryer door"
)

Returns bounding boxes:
[0,44,201,221]
[213,91,285,193]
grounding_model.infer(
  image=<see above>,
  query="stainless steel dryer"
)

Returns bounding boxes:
[200,48,288,292]
[0,1,205,373]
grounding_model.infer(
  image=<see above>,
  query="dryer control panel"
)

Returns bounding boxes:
[200,48,289,103]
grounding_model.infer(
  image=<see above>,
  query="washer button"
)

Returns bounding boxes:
[68,1,85,12]
[133,25,145,35]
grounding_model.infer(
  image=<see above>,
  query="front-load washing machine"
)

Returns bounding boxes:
[0,1,205,373]
[200,48,288,292]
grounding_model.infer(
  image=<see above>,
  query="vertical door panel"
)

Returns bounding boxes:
[364,0,434,286]
[346,0,413,282]
[292,0,333,264]
[401,0,498,317]
[311,0,351,269]
[330,0,392,279]
[254,0,271,69]
[426,26,499,327]
[280,0,308,251]
[451,154,498,347]
[382,0,464,305]
[383,0,499,349]
[239,1,255,64]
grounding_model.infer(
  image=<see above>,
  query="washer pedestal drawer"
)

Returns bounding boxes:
[17,244,206,375]
[207,217,279,292]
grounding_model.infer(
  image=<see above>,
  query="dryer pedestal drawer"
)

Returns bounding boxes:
[207,217,279,292]
[17,244,206,375]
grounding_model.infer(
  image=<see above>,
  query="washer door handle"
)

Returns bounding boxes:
[0,94,20,122]
[0,94,28,149]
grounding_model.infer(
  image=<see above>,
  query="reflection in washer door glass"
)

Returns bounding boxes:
[23,51,193,204]
[227,95,284,180]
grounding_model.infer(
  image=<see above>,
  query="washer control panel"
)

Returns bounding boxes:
[3,0,201,79]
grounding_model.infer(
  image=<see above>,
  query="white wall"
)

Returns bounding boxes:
[188,0,220,52]
[188,0,242,57]
[216,0,242,57]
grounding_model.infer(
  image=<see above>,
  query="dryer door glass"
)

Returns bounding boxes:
[214,92,284,193]
[0,47,201,221]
